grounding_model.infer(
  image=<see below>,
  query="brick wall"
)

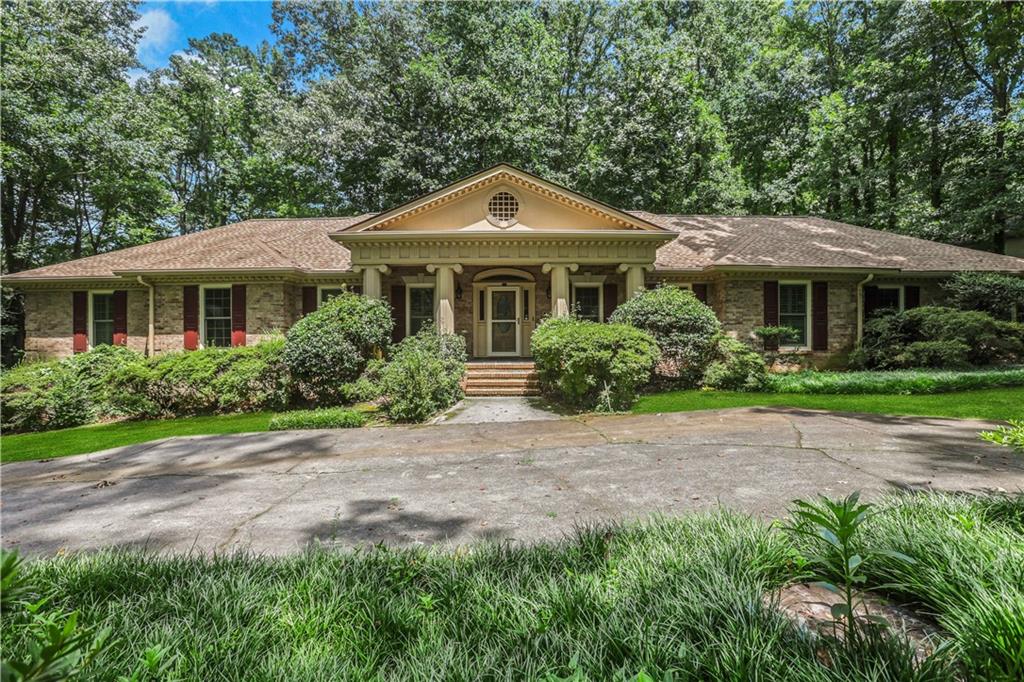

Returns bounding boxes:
[23,291,74,359]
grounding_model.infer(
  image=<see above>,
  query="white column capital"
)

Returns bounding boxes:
[426,263,463,275]
[352,264,390,275]
[541,263,579,274]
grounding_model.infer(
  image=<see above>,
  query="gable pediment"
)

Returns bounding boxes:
[336,165,669,234]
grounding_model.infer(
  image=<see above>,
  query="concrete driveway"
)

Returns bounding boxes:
[2,407,1020,556]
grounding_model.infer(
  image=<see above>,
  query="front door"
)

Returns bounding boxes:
[487,287,521,356]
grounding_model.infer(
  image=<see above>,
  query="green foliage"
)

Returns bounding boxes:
[852,306,1024,369]
[979,419,1024,452]
[6,494,1022,678]
[1,550,112,681]
[378,329,466,423]
[701,336,769,391]
[532,316,659,411]
[268,407,366,431]
[609,287,720,386]
[0,346,143,433]
[753,326,800,348]
[283,293,392,405]
[786,493,916,648]
[767,367,1024,395]
[109,340,291,418]
[941,272,1024,320]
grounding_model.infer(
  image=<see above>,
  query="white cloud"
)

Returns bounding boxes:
[134,8,178,68]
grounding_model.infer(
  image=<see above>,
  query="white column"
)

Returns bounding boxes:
[542,263,578,317]
[426,264,463,333]
[357,265,389,299]
[619,264,649,298]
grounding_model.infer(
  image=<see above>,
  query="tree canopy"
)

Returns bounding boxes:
[2,0,1022,278]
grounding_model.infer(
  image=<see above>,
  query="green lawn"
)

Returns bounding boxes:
[2,493,1021,679]
[1,412,273,464]
[633,387,1024,421]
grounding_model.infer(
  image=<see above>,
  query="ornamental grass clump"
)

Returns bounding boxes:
[268,407,366,430]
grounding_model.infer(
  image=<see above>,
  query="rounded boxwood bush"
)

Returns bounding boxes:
[283,292,393,404]
[378,328,467,423]
[609,286,720,386]
[531,316,659,411]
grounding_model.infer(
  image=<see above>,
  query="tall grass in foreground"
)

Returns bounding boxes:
[767,367,1024,395]
[2,494,1020,680]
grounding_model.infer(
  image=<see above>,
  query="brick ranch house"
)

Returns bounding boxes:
[7,164,1024,365]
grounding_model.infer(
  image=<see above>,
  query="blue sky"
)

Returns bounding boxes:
[133,0,277,70]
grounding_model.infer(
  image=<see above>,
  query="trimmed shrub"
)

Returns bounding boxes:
[702,335,769,391]
[268,407,366,431]
[942,271,1024,320]
[767,367,1024,395]
[283,292,392,404]
[378,328,467,423]
[532,316,659,410]
[852,306,1024,369]
[609,287,720,386]
[108,340,291,418]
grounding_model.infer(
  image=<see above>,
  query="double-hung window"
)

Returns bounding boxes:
[90,292,114,347]
[407,285,435,336]
[778,283,809,347]
[571,284,602,322]
[202,286,232,348]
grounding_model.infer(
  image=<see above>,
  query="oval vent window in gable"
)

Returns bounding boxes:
[487,191,520,227]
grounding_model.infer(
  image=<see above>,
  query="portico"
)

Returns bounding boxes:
[332,165,676,357]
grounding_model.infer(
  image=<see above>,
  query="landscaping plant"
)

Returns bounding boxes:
[785,492,915,648]
[608,286,720,386]
[377,327,467,422]
[701,335,769,391]
[283,292,392,404]
[767,367,1024,395]
[532,316,659,410]
[851,306,1024,370]
[979,419,1024,452]
[268,407,366,431]
[941,272,1024,321]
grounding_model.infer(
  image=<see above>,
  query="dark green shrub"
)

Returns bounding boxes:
[853,306,1024,369]
[379,328,466,423]
[283,293,392,404]
[0,346,143,432]
[898,340,971,369]
[609,287,720,386]
[702,335,769,391]
[108,340,291,418]
[942,272,1024,320]
[268,407,366,431]
[753,326,800,349]
[532,316,659,410]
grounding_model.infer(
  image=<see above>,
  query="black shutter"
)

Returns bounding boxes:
[692,283,708,304]
[302,286,317,316]
[904,285,920,310]
[602,283,617,321]
[812,281,828,351]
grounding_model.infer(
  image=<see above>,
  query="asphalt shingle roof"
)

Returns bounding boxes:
[6,213,1024,280]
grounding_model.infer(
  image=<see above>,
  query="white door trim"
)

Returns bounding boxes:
[486,286,521,356]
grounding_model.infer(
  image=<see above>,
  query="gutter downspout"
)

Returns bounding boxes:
[856,273,875,343]
[137,276,155,357]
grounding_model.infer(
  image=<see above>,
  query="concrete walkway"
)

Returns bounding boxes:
[1,407,1020,556]
[438,397,563,424]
